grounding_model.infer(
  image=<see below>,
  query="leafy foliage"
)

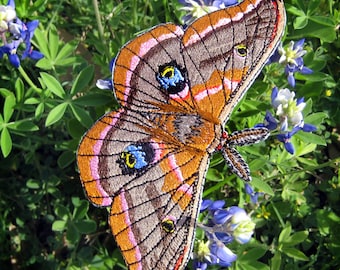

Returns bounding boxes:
[0,0,339,269]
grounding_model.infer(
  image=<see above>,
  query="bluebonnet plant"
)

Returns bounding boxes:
[0,0,43,67]
[193,200,255,269]
[245,183,263,204]
[275,39,313,87]
[178,0,238,24]
[257,87,317,154]
[96,57,115,90]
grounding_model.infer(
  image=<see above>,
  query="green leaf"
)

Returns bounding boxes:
[36,58,53,70]
[71,66,94,96]
[295,132,326,146]
[69,104,93,128]
[45,102,68,126]
[55,204,70,219]
[0,88,13,97]
[74,220,97,234]
[48,25,60,60]
[74,92,114,106]
[52,220,67,231]
[281,247,309,261]
[270,252,282,270]
[1,127,12,157]
[26,179,41,189]
[10,120,39,132]
[239,247,267,261]
[66,222,80,243]
[309,16,335,27]
[205,167,224,182]
[32,28,50,58]
[55,42,77,63]
[295,141,317,156]
[294,16,308,29]
[279,223,292,244]
[55,56,78,66]
[286,4,306,16]
[71,197,81,207]
[67,118,86,139]
[15,78,24,103]
[24,97,40,105]
[287,231,309,246]
[251,177,274,196]
[35,103,45,119]
[73,200,89,219]
[40,72,65,99]
[3,94,16,123]
[304,112,328,126]
[57,150,75,169]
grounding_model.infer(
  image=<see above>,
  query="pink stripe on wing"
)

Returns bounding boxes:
[90,112,122,206]
[194,78,239,102]
[119,189,142,269]
[184,0,262,47]
[168,154,185,183]
[123,26,184,102]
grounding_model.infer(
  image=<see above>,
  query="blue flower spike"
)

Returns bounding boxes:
[277,39,313,87]
[0,0,43,67]
[193,200,256,269]
[257,87,317,154]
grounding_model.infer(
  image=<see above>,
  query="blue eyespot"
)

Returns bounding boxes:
[156,61,187,95]
[117,142,155,175]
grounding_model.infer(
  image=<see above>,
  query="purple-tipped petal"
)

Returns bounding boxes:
[264,111,278,130]
[271,86,278,104]
[210,242,237,267]
[300,66,313,74]
[9,53,20,67]
[213,209,230,224]
[245,183,254,195]
[209,200,225,210]
[96,79,113,90]
[302,123,317,132]
[284,141,295,154]
[287,73,296,87]
[193,261,208,270]
[294,38,305,50]
[7,0,15,8]
[296,97,305,105]
[200,199,213,212]
[215,232,233,244]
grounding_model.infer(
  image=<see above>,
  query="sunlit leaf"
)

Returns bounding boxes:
[1,127,12,157]
[45,102,68,126]
[40,72,65,98]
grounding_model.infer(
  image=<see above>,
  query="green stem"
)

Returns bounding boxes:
[265,156,340,181]
[18,66,42,94]
[92,0,110,59]
[270,201,285,227]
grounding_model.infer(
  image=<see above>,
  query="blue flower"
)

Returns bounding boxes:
[193,239,237,269]
[277,126,300,154]
[178,0,238,24]
[194,200,255,269]
[0,0,43,67]
[277,39,313,87]
[96,57,115,90]
[0,0,16,32]
[245,183,263,204]
[255,111,277,131]
[0,39,20,67]
[257,87,317,154]
[271,87,306,130]
[209,241,237,267]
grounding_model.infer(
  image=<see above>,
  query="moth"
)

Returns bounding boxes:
[77,0,286,269]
